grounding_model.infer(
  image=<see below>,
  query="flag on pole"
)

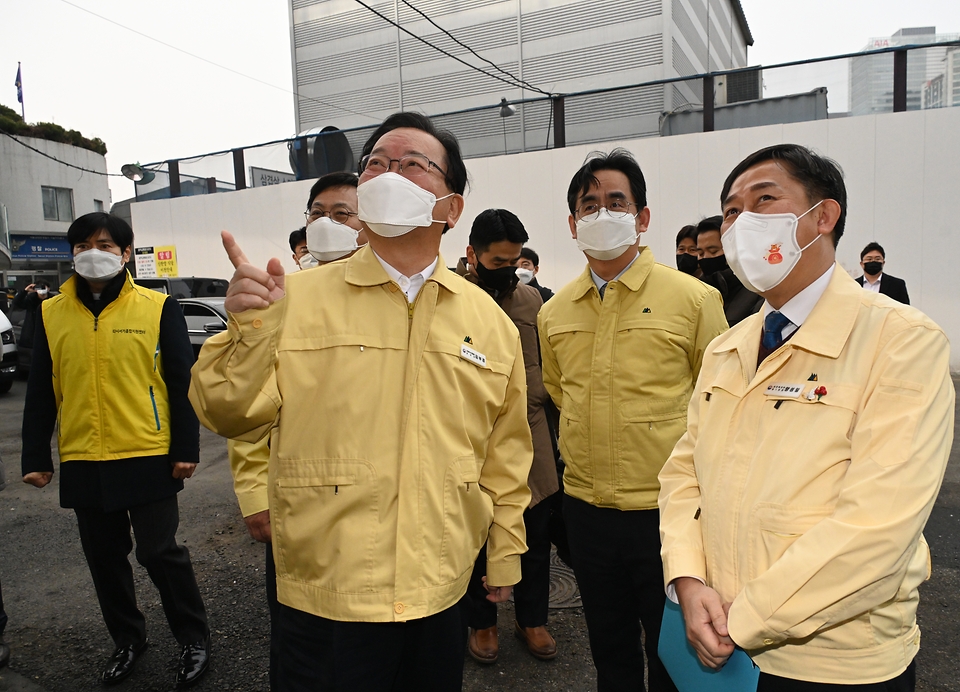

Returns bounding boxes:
[15,64,22,104]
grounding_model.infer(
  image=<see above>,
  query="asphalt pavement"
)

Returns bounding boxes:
[0,375,958,691]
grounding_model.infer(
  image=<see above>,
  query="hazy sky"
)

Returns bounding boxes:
[1,0,957,204]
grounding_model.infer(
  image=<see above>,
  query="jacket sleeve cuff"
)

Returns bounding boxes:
[236,488,270,517]
[661,548,708,591]
[485,554,522,588]
[228,298,285,339]
[727,592,779,650]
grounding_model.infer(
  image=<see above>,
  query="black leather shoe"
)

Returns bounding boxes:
[0,639,10,669]
[176,635,211,688]
[101,640,147,686]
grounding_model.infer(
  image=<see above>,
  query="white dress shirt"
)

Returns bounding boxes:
[373,251,439,304]
[762,264,835,339]
[862,273,882,293]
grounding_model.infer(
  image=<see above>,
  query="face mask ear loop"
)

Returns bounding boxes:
[797,200,825,253]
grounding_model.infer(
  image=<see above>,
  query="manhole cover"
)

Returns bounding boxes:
[548,548,581,609]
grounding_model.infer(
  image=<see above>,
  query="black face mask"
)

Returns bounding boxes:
[698,254,728,276]
[475,260,518,292]
[676,253,699,275]
[863,261,883,276]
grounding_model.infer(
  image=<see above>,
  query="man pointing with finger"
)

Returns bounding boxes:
[190,112,533,692]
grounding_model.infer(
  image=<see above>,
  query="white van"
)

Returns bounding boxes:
[0,311,17,393]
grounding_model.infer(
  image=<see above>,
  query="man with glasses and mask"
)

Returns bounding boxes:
[538,149,726,692]
[659,144,952,691]
[190,112,532,692]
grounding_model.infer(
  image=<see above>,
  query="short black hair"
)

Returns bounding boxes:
[860,242,885,260]
[720,144,847,247]
[567,148,647,215]
[35,281,50,290]
[66,212,133,251]
[676,224,699,248]
[289,227,306,253]
[307,171,358,210]
[359,112,468,195]
[696,215,723,240]
[469,209,529,255]
[519,246,540,267]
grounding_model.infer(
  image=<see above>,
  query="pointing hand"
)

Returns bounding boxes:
[222,231,286,313]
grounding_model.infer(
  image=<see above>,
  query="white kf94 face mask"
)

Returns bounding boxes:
[515,268,535,285]
[307,217,359,262]
[357,172,452,238]
[297,252,319,270]
[721,201,823,293]
[74,248,125,282]
[575,208,640,261]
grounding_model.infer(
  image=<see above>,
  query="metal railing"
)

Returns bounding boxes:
[129,40,960,201]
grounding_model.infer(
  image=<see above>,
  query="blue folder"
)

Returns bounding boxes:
[658,598,760,692]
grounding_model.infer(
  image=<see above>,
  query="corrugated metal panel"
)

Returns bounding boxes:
[295,1,395,47]
[397,0,511,22]
[711,29,731,68]
[672,37,696,78]
[565,85,663,124]
[399,16,517,65]
[298,82,399,123]
[522,0,660,42]
[523,34,662,84]
[710,0,731,39]
[687,0,708,32]
[672,0,706,68]
[292,0,325,9]
[403,62,521,105]
[298,43,398,85]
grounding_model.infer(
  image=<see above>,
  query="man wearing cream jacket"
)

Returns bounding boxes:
[190,112,532,692]
[659,144,954,691]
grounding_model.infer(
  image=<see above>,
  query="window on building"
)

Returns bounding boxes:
[94,199,104,212]
[41,186,74,222]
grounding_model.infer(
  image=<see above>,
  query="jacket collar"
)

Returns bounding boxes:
[714,263,861,360]
[570,247,654,300]
[344,244,461,295]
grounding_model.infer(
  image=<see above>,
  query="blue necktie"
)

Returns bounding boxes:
[598,283,607,300]
[762,310,793,351]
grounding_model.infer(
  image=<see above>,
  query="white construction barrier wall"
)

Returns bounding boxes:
[131,107,960,368]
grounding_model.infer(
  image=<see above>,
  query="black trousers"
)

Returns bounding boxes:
[266,542,279,692]
[564,495,677,692]
[461,492,555,629]
[74,495,208,648]
[758,661,915,692]
[276,603,465,692]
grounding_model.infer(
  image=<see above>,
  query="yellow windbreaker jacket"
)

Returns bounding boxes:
[659,266,954,683]
[189,247,533,622]
[538,249,727,510]
[43,273,171,461]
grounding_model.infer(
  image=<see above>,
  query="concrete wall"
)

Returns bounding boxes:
[130,107,960,368]
[0,136,110,234]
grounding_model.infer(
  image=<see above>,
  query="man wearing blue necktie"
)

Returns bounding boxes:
[659,144,954,691]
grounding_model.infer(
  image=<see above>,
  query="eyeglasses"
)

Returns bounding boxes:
[576,200,637,221]
[305,208,357,224]
[359,153,447,180]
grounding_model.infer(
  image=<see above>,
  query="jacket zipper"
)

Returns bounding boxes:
[93,314,104,458]
[149,386,161,431]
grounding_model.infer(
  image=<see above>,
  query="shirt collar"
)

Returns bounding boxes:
[590,253,639,292]
[373,250,439,303]
[864,273,882,286]
[762,264,835,328]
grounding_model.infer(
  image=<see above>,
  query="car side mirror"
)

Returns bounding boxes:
[203,322,226,333]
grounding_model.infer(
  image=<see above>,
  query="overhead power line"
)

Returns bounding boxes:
[353,0,551,96]
[0,129,125,177]
[57,0,381,123]
[398,0,548,96]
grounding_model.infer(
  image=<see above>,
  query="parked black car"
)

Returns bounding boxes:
[178,298,228,358]
[136,277,229,299]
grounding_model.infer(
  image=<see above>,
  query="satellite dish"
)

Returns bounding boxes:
[288,127,355,180]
